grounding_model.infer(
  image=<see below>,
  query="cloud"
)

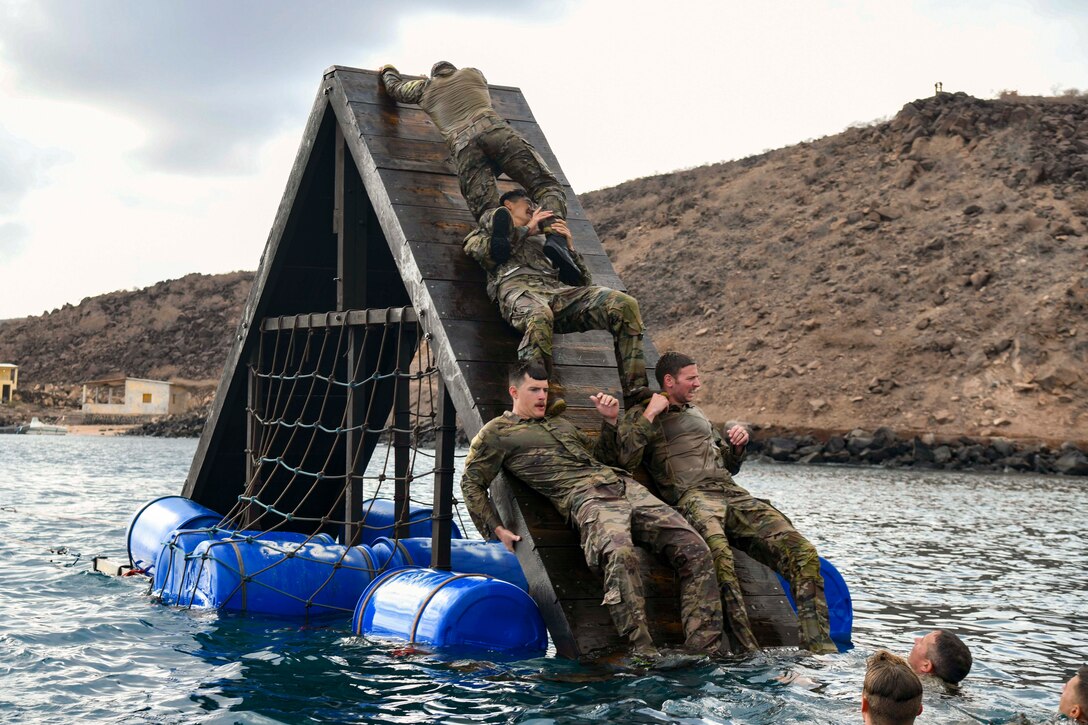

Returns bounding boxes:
[0,0,533,174]
[0,126,68,214]
[0,221,29,257]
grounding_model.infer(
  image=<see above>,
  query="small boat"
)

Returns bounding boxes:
[20,417,68,435]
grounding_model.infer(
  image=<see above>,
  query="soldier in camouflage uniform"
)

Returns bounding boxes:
[463,188,650,409]
[379,61,579,281]
[613,351,837,654]
[460,362,724,661]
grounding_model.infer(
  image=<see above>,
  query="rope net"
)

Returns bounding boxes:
[153,309,470,616]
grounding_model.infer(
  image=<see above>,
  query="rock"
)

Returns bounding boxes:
[933,410,956,424]
[969,270,992,288]
[932,445,953,465]
[963,204,984,216]
[1053,450,1088,476]
[825,436,846,454]
[695,328,709,336]
[765,437,800,461]
[1035,364,1082,391]
[808,398,828,413]
[915,317,931,330]
[894,160,922,188]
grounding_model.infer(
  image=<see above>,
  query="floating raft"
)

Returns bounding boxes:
[182,66,802,658]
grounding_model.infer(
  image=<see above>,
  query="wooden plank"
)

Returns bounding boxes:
[330,66,538,122]
[409,242,619,285]
[359,133,571,188]
[376,168,589,220]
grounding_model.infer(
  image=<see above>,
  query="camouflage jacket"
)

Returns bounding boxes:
[463,224,591,302]
[460,412,629,539]
[380,66,499,144]
[614,401,747,505]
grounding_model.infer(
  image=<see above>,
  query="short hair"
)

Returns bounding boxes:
[864,650,923,724]
[1071,666,1088,707]
[930,630,972,684]
[508,361,548,387]
[499,188,529,206]
[654,351,697,387]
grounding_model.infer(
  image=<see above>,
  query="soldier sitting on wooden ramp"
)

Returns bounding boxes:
[460,362,724,666]
[463,188,651,414]
[378,61,580,283]
[616,351,838,654]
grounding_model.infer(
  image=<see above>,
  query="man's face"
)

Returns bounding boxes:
[510,374,549,419]
[907,631,938,674]
[665,364,701,404]
[503,195,536,227]
[1060,674,1084,720]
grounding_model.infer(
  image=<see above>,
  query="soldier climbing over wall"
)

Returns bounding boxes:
[460,361,725,667]
[463,188,651,413]
[614,352,838,654]
[378,61,580,283]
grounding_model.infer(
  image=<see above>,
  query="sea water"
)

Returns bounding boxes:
[0,435,1084,724]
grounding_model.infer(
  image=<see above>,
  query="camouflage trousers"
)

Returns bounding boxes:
[677,487,834,653]
[452,118,566,221]
[573,479,723,654]
[499,283,649,397]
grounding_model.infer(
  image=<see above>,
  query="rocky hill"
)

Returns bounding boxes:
[584,92,1087,444]
[1,92,1084,445]
[0,271,252,389]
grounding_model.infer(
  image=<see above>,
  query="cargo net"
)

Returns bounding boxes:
[153,309,470,616]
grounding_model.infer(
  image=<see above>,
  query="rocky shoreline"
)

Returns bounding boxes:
[120,411,1088,477]
[746,425,1088,476]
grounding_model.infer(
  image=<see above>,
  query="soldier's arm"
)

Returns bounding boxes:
[462,225,497,271]
[379,65,427,104]
[715,423,748,475]
[608,407,658,470]
[459,425,508,540]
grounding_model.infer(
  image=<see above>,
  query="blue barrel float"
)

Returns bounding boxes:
[127,495,222,574]
[370,537,529,592]
[776,557,853,648]
[353,568,547,655]
[152,529,335,600]
[159,536,381,616]
[359,498,462,546]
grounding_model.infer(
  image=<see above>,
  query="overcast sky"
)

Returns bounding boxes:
[1,0,1085,319]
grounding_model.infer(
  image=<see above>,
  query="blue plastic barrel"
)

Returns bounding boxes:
[153,529,335,600]
[161,538,379,616]
[353,568,547,654]
[776,557,853,648]
[371,537,529,592]
[126,496,222,574]
[360,498,462,546]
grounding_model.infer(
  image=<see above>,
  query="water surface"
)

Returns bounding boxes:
[0,435,1084,723]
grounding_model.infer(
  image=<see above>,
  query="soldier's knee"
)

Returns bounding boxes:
[605,292,644,333]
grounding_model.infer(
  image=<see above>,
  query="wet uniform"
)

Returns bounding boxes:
[463,207,648,398]
[617,400,836,653]
[380,65,565,221]
[460,411,723,654]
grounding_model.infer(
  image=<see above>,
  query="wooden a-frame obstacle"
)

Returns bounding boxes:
[182,66,800,659]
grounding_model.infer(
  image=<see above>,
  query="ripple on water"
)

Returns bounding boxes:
[0,439,1085,723]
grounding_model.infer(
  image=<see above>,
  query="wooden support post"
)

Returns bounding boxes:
[342,324,365,545]
[392,324,411,540]
[244,348,260,529]
[431,377,456,570]
[335,124,367,311]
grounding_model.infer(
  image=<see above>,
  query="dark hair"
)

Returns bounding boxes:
[654,351,697,387]
[864,650,923,724]
[508,361,548,387]
[930,630,972,684]
[1072,666,1088,708]
[499,188,529,206]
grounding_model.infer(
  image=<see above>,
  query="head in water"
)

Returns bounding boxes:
[907,630,972,684]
